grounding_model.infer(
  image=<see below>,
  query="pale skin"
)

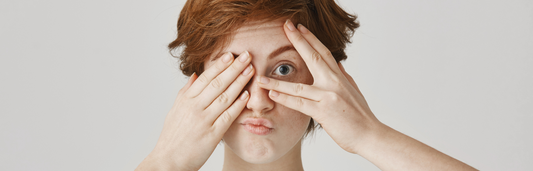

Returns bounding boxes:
[214,19,313,170]
[136,19,477,171]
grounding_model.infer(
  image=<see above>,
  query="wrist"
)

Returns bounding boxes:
[136,153,173,171]
[136,150,190,171]
[352,121,392,155]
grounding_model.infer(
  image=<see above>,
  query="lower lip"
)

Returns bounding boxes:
[242,124,273,135]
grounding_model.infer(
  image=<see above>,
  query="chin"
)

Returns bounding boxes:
[239,148,278,164]
[222,109,311,164]
[223,129,283,164]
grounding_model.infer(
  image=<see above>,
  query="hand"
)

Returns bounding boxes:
[257,20,382,154]
[136,52,255,171]
[258,20,477,171]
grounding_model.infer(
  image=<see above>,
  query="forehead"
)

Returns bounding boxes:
[233,20,286,42]
[211,19,291,60]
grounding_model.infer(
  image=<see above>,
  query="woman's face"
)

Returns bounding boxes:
[203,19,313,164]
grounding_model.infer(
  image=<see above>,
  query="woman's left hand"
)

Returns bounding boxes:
[258,20,478,171]
[257,19,383,154]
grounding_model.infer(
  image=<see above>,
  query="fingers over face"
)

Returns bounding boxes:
[284,19,334,81]
[296,24,341,74]
[205,64,254,119]
[212,90,249,134]
[197,51,253,108]
[256,76,323,101]
[186,52,234,98]
[267,90,317,118]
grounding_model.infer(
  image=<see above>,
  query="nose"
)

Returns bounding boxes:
[245,75,274,115]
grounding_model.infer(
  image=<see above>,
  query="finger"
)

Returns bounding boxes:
[205,64,254,119]
[268,90,318,118]
[212,90,249,134]
[297,24,341,74]
[338,63,362,95]
[284,19,334,80]
[197,51,252,108]
[186,52,234,98]
[178,72,198,97]
[338,63,356,87]
[256,76,323,101]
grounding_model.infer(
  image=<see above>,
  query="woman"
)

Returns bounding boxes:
[136,0,477,170]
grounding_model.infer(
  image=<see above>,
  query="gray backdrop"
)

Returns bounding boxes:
[1,0,532,170]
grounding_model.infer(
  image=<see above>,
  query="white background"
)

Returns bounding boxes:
[1,0,532,170]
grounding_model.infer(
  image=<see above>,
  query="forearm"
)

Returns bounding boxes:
[358,123,477,171]
[135,155,173,171]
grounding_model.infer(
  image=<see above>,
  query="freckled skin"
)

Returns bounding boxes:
[203,19,313,165]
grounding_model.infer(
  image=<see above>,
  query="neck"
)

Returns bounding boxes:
[222,140,304,171]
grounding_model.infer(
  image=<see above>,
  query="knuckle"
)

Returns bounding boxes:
[327,92,340,102]
[293,83,304,94]
[333,77,342,86]
[325,51,334,60]
[215,60,228,70]
[235,77,249,85]
[220,110,232,123]
[217,93,228,103]
[198,74,209,84]
[296,98,305,108]
[327,76,342,87]
[311,51,321,62]
[294,33,305,42]
[210,77,222,88]
[230,63,240,72]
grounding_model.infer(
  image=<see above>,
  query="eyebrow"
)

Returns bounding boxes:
[268,45,295,60]
[211,45,296,61]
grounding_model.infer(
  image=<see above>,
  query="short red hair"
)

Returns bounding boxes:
[169,0,359,76]
[168,0,359,136]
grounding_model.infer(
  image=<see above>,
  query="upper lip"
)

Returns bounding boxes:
[241,118,273,129]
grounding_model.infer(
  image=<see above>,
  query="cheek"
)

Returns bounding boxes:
[293,57,314,85]
[288,66,313,85]
[277,67,313,135]
[276,105,311,136]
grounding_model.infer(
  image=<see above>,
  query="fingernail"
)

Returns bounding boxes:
[297,24,309,34]
[222,52,232,63]
[259,76,270,84]
[269,90,279,97]
[285,19,296,31]
[239,51,249,63]
[242,64,253,76]
[240,90,249,100]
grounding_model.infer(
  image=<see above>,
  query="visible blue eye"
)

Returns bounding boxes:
[273,64,294,76]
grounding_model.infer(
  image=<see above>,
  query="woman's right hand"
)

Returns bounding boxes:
[136,51,254,171]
